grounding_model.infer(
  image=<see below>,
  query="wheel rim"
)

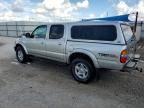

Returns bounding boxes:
[74,63,89,79]
[17,49,24,61]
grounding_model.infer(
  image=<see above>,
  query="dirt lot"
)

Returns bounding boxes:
[0,37,144,108]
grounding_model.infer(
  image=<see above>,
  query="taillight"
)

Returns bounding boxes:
[120,50,128,63]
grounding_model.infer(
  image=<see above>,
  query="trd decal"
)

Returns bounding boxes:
[98,53,118,58]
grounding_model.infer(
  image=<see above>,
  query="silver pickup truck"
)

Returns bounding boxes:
[14,21,140,83]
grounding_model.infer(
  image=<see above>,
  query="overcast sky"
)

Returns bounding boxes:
[0,0,144,22]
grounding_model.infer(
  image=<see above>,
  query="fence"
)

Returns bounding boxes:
[0,21,45,37]
[142,22,144,39]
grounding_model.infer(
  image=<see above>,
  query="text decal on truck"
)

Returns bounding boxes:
[98,53,118,58]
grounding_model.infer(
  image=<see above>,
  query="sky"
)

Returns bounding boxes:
[0,0,144,22]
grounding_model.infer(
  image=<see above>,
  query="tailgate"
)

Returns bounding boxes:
[126,38,136,60]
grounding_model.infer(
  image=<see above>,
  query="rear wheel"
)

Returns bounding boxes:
[16,46,28,63]
[71,58,96,83]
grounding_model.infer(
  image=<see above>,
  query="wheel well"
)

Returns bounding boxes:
[15,44,23,51]
[69,53,94,67]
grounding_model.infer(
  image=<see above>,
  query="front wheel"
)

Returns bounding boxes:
[70,58,96,83]
[16,46,27,63]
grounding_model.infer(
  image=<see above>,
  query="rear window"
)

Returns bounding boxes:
[71,25,117,41]
[121,24,133,41]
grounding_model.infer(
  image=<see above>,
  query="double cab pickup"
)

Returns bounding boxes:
[14,21,140,83]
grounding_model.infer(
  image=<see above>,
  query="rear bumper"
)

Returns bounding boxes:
[122,54,142,72]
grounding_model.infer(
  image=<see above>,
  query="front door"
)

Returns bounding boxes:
[25,25,47,56]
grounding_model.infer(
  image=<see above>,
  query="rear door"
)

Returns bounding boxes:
[45,24,66,62]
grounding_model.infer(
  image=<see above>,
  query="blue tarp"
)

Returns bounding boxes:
[83,14,131,22]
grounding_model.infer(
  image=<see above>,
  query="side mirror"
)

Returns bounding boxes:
[25,33,31,38]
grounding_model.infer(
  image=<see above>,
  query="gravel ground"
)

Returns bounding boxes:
[0,37,144,108]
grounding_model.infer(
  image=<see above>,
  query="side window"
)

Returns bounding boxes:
[71,25,117,41]
[49,25,64,39]
[31,25,47,38]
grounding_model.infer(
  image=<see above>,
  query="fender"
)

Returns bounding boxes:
[67,48,100,68]
[15,42,28,55]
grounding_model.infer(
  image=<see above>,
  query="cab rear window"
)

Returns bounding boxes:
[71,25,117,41]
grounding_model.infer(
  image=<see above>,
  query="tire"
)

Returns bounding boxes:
[16,46,28,63]
[70,58,96,83]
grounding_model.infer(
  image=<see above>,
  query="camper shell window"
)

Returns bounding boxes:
[71,25,117,41]
[121,24,134,42]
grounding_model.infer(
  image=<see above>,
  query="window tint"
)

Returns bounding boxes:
[49,25,64,39]
[32,25,47,38]
[71,25,117,41]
